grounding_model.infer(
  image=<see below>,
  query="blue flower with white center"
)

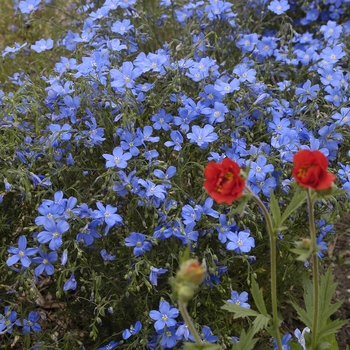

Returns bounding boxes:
[226,229,255,253]
[6,236,38,268]
[32,249,58,276]
[187,124,218,149]
[103,147,132,169]
[248,155,274,182]
[227,290,251,309]
[122,321,142,340]
[149,300,179,332]
[125,232,152,256]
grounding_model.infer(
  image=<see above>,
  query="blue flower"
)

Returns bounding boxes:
[226,229,255,253]
[149,300,179,332]
[63,273,77,291]
[138,179,167,200]
[294,327,310,350]
[98,340,121,350]
[149,267,168,286]
[267,0,290,15]
[125,232,152,256]
[6,236,38,268]
[110,62,142,91]
[295,80,319,103]
[248,155,274,182]
[151,109,173,131]
[100,249,116,262]
[31,38,54,53]
[157,326,181,348]
[189,325,218,343]
[187,124,218,149]
[122,321,142,340]
[37,219,69,251]
[164,130,183,151]
[111,19,133,35]
[274,333,292,350]
[32,248,58,276]
[19,0,41,14]
[76,220,101,245]
[227,291,251,309]
[103,147,132,169]
[16,311,41,334]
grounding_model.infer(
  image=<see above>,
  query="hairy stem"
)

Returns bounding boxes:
[247,188,283,350]
[178,299,202,345]
[307,189,319,350]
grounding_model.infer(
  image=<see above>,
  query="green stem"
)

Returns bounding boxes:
[307,189,319,350]
[178,299,202,346]
[247,188,283,350]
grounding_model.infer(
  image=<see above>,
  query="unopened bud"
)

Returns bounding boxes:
[178,259,205,285]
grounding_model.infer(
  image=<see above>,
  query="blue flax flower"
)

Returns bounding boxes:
[149,267,168,286]
[274,333,292,350]
[16,311,41,334]
[100,249,116,262]
[63,273,77,291]
[158,326,181,348]
[226,229,255,253]
[227,291,251,309]
[37,219,69,251]
[93,202,123,234]
[31,38,54,53]
[98,340,121,350]
[187,124,218,149]
[103,147,132,169]
[295,80,319,103]
[125,232,152,256]
[149,300,179,332]
[32,248,58,276]
[122,321,142,340]
[268,0,290,15]
[189,326,218,343]
[6,236,38,268]
[19,0,41,14]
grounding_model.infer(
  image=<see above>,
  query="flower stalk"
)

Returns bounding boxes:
[307,189,319,350]
[178,299,203,346]
[247,188,283,350]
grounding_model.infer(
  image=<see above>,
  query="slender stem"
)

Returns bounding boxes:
[307,189,319,350]
[246,188,283,350]
[178,299,202,345]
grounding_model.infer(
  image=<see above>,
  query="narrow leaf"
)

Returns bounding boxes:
[269,189,281,227]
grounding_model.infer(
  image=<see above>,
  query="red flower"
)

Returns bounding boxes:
[203,158,245,204]
[292,150,335,190]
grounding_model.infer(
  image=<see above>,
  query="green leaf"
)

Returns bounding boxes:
[184,342,221,350]
[280,189,306,225]
[222,303,260,318]
[290,343,303,350]
[250,277,268,317]
[231,328,258,350]
[252,314,270,334]
[317,319,348,340]
[269,189,281,227]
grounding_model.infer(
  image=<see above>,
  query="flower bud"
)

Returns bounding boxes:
[178,259,205,285]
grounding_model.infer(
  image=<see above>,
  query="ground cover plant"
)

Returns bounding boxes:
[1,0,350,349]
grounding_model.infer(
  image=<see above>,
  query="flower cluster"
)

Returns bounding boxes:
[0,0,349,348]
